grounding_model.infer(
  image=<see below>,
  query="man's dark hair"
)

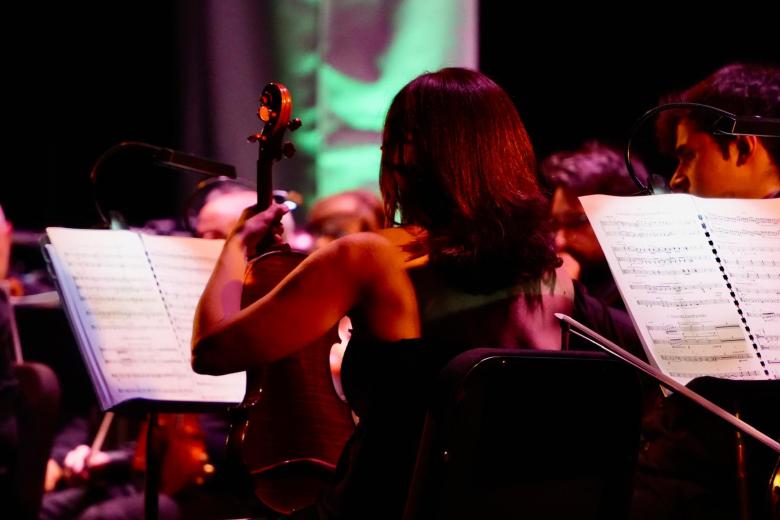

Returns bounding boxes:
[182,176,256,233]
[657,63,780,166]
[539,141,647,197]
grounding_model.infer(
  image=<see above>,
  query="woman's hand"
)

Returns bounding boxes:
[193,203,290,364]
[231,203,290,255]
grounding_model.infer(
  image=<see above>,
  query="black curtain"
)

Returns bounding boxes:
[5,4,779,229]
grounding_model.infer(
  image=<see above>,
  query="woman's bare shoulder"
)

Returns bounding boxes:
[311,232,402,273]
[331,230,428,269]
[328,231,397,256]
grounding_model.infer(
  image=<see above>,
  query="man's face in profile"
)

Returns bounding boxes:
[668,118,743,197]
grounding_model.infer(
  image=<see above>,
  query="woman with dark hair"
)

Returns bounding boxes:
[192,67,633,518]
[380,67,560,295]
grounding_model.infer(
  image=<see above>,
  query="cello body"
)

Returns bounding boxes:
[226,84,355,515]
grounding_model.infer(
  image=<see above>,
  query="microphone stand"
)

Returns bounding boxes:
[89,141,237,228]
[86,142,237,519]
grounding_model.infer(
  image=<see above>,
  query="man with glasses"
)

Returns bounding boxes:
[540,141,648,310]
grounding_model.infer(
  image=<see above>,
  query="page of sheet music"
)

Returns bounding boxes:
[46,228,243,409]
[579,194,767,386]
[141,234,244,402]
[44,243,113,408]
[694,197,780,379]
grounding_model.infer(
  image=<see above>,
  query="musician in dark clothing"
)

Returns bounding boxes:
[0,203,21,514]
[631,62,780,520]
[658,63,780,200]
[0,287,20,513]
[193,68,646,519]
[539,141,649,310]
[39,185,271,520]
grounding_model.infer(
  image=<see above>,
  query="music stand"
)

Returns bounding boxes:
[664,377,779,520]
[557,314,780,520]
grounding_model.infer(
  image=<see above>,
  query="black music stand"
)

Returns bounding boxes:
[113,400,237,520]
[13,296,171,520]
[87,142,238,519]
[643,377,780,520]
[558,314,780,520]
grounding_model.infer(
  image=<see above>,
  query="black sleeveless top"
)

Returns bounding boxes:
[311,337,463,519]
[305,281,642,519]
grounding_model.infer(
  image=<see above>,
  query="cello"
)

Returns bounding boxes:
[227,83,355,515]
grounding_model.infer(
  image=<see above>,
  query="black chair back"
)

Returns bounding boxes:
[403,349,642,520]
[11,362,60,519]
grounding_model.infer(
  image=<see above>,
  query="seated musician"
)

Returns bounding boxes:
[192,67,640,519]
[39,185,276,520]
[659,63,780,200]
[304,189,384,250]
[631,63,780,520]
[539,141,649,310]
[0,204,20,513]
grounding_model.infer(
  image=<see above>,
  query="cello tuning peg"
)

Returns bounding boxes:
[247,133,266,143]
[282,141,296,158]
[288,118,302,131]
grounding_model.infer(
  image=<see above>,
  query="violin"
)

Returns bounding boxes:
[132,413,212,496]
[56,412,211,497]
[227,83,355,515]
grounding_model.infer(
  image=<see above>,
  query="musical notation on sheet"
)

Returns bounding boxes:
[696,197,780,378]
[579,194,779,384]
[46,228,244,407]
[140,234,244,400]
[47,229,190,404]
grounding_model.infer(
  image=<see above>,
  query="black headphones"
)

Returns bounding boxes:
[625,103,780,194]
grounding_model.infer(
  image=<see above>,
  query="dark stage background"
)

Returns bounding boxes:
[5,4,778,230]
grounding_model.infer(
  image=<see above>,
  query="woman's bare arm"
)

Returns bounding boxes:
[192,215,420,375]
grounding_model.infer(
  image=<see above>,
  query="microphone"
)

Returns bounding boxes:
[90,141,236,183]
[90,141,237,227]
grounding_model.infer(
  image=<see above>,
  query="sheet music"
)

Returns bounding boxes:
[579,195,768,386]
[46,228,243,409]
[694,197,780,378]
[141,234,244,402]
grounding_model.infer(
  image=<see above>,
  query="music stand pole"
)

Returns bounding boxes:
[145,411,160,520]
[555,313,780,453]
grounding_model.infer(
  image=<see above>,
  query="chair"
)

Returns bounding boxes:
[403,349,642,520]
[11,361,61,519]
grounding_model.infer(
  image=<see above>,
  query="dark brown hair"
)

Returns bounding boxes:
[540,141,647,197]
[657,63,780,166]
[380,67,559,293]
